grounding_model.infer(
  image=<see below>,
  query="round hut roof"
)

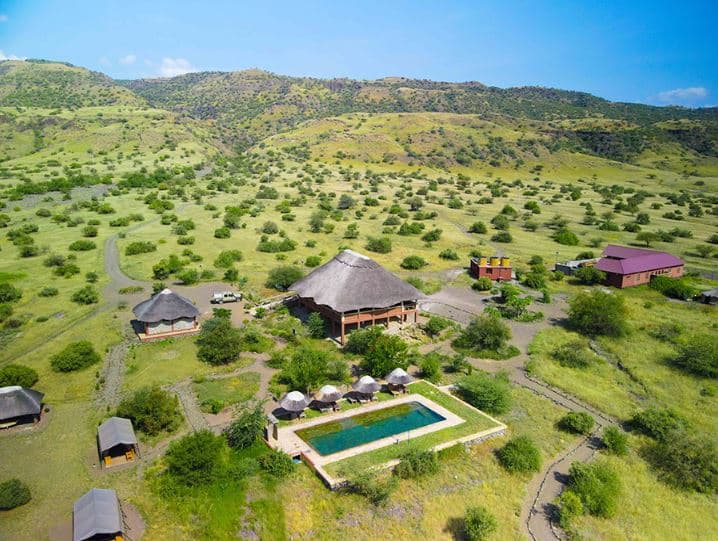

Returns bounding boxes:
[386,367,412,385]
[315,384,342,403]
[289,250,425,313]
[279,391,310,412]
[132,288,199,323]
[352,375,381,394]
[0,386,44,422]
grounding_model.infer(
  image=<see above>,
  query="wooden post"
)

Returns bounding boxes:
[341,313,345,345]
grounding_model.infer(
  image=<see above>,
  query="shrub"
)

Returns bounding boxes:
[394,449,439,479]
[345,325,383,355]
[644,431,718,493]
[421,228,442,242]
[213,249,243,269]
[496,435,542,473]
[348,472,396,506]
[602,426,628,456]
[50,341,101,372]
[117,386,181,435]
[553,228,579,245]
[472,277,493,291]
[258,449,295,478]
[82,225,98,238]
[281,342,334,392]
[305,255,322,267]
[38,286,58,297]
[574,266,606,285]
[196,315,243,365]
[0,479,31,510]
[125,241,156,256]
[491,231,512,243]
[165,430,224,486]
[672,334,718,378]
[257,237,297,253]
[225,403,265,449]
[261,221,279,234]
[306,312,325,338]
[177,269,200,285]
[439,248,459,260]
[559,412,595,435]
[557,490,584,529]
[360,334,409,378]
[567,461,621,517]
[214,226,231,239]
[0,283,22,303]
[464,506,497,541]
[400,255,427,270]
[365,236,392,253]
[552,340,594,368]
[568,291,627,337]
[419,354,442,383]
[649,275,699,300]
[631,407,688,441]
[265,266,303,290]
[455,372,512,415]
[71,285,99,305]
[0,364,38,387]
[469,221,487,234]
[68,239,96,251]
[454,315,511,354]
[424,315,450,337]
[19,244,39,258]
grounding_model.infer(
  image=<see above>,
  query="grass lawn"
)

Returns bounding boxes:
[193,372,260,411]
[323,381,503,477]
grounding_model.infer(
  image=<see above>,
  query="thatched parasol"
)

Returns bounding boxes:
[279,391,310,412]
[315,385,342,404]
[352,375,381,395]
[386,367,412,386]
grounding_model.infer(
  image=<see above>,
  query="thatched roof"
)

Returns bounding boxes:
[290,250,424,313]
[386,367,412,385]
[98,417,137,453]
[0,386,43,421]
[352,375,381,394]
[280,391,310,412]
[315,385,342,403]
[132,288,199,323]
[73,488,122,541]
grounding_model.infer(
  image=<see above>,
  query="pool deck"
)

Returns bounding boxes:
[267,382,507,488]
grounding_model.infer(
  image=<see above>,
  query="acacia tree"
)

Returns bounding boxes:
[568,291,627,337]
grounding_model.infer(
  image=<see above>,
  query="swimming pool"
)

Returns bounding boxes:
[296,401,446,456]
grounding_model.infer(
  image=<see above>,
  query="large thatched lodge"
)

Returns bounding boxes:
[0,386,44,429]
[132,288,200,341]
[290,250,424,344]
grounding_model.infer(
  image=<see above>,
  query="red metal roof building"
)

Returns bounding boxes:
[595,245,684,288]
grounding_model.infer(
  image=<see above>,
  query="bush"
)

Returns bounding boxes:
[38,286,58,297]
[225,403,265,449]
[177,269,200,285]
[281,342,334,392]
[559,412,595,435]
[491,231,512,243]
[644,431,718,493]
[266,266,303,290]
[365,236,392,253]
[602,426,628,456]
[82,225,98,238]
[305,255,322,267]
[0,364,38,387]
[125,241,157,256]
[50,341,101,372]
[464,506,497,541]
[557,490,584,529]
[0,479,31,510]
[71,285,99,305]
[421,228,442,242]
[345,325,383,355]
[360,334,409,378]
[455,372,512,415]
[0,283,22,303]
[196,315,243,365]
[469,221,487,234]
[306,312,325,338]
[214,226,231,239]
[394,449,439,479]
[496,435,542,473]
[454,315,511,354]
[213,249,243,269]
[68,239,96,251]
[672,334,718,378]
[257,237,296,253]
[552,340,594,368]
[258,449,295,478]
[649,275,699,300]
[117,386,181,435]
[348,472,396,506]
[400,255,427,270]
[165,430,224,486]
[472,277,493,291]
[567,461,621,517]
[424,315,450,337]
[553,228,579,245]
[439,248,459,260]
[574,266,606,285]
[568,291,627,337]
[631,407,688,441]
[419,354,442,383]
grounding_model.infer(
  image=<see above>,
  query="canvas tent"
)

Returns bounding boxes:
[98,417,138,466]
[132,288,199,340]
[73,488,123,541]
[0,386,44,427]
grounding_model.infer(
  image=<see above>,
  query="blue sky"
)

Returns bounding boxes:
[0,0,716,106]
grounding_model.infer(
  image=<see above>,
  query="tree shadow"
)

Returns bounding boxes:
[443,517,467,540]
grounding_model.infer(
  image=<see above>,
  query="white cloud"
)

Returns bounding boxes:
[119,54,136,65]
[657,86,708,104]
[0,50,25,61]
[158,57,197,77]
[0,14,8,22]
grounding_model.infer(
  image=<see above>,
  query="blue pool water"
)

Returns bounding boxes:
[297,401,445,456]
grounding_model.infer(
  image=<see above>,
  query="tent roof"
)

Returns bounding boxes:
[132,288,199,323]
[352,375,381,394]
[73,488,122,541]
[386,367,412,385]
[290,250,424,313]
[98,417,137,453]
[0,386,43,421]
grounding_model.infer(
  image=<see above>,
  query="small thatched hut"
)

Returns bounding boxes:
[279,391,310,417]
[352,375,381,401]
[0,386,44,428]
[314,384,342,412]
[386,367,412,394]
[290,250,424,344]
[98,417,139,467]
[132,288,200,341]
[73,488,123,541]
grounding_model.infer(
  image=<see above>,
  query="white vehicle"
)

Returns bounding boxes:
[211,291,241,304]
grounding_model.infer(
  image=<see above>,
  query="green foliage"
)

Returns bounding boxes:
[0,364,39,387]
[360,334,409,378]
[649,275,699,300]
[464,505,497,541]
[0,283,23,303]
[567,461,621,518]
[419,353,442,383]
[469,221,487,234]
[0,479,31,510]
[306,312,326,339]
[365,236,392,253]
[421,228,442,242]
[454,315,511,354]
[165,430,225,486]
[644,431,718,493]
[117,386,181,436]
[258,449,295,478]
[424,315,451,337]
[631,407,688,441]
[257,237,297,253]
[38,286,58,297]
[196,315,243,365]
[552,339,595,368]
[347,472,397,506]
[50,340,101,372]
[281,342,339,392]
[496,435,542,473]
[439,248,459,260]
[672,334,718,378]
[472,277,493,291]
[491,231,512,243]
[265,265,303,290]
[177,268,200,285]
[393,449,439,479]
[345,325,384,354]
[557,490,584,529]
[455,372,512,414]
[225,403,265,450]
[558,411,595,435]
[400,255,427,270]
[602,426,628,456]
[71,285,99,304]
[568,290,627,337]
[574,266,606,285]
[213,249,243,269]
[68,239,96,251]
[214,226,231,239]
[305,255,322,267]
[553,227,579,246]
